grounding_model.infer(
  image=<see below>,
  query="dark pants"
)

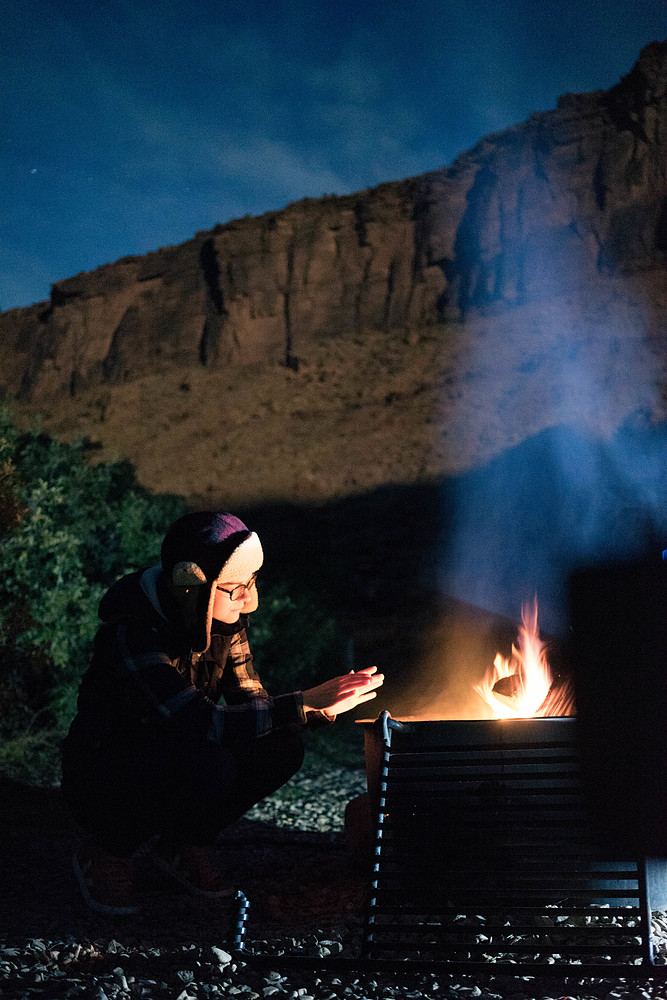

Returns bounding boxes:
[61,727,304,857]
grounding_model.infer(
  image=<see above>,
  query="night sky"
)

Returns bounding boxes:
[2,0,665,312]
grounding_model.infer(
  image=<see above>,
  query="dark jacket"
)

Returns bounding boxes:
[67,565,313,746]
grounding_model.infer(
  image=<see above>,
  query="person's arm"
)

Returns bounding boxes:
[112,621,305,743]
[112,622,382,740]
[302,665,384,720]
[222,632,384,724]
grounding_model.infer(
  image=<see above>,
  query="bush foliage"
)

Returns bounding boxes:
[0,406,352,784]
[0,406,186,781]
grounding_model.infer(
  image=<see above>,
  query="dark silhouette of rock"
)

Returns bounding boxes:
[1,42,665,403]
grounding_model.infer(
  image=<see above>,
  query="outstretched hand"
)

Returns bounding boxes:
[303,666,384,719]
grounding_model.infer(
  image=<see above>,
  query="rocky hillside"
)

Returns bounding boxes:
[1,41,665,409]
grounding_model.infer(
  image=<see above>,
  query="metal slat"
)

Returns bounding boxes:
[380,832,626,855]
[365,912,644,928]
[372,871,641,891]
[365,937,645,956]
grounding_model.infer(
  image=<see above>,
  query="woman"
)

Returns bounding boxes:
[61,510,383,915]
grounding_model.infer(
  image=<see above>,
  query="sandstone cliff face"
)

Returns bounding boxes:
[1,41,665,403]
[436,40,667,314]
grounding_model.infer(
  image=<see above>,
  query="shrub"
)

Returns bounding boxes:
[0,406,185,781]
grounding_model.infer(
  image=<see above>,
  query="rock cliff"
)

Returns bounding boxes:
[1,42,665,404]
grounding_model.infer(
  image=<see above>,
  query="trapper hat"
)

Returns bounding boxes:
[161,510,263,651]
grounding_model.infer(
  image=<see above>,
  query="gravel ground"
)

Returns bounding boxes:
[244,765,367,832]
[3,765,667,1000]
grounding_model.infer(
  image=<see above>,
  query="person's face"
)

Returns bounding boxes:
[211,573,258,623]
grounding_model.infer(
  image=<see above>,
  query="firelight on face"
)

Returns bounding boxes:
[212,575,258,623]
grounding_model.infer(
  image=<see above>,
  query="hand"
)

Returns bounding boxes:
[303,666,384,718]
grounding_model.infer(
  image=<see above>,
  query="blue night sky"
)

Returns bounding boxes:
[1,0,665,312]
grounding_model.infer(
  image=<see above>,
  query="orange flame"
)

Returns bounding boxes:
[475,597,554,719]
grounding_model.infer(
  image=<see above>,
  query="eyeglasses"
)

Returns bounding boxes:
[216,573,258,602]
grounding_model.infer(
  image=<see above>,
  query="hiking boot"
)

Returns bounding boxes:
[153,843,233,899]
[73,842,140,916]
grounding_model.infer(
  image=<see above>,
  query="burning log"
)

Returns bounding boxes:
[476,596,575,719]
[490,672,520,698]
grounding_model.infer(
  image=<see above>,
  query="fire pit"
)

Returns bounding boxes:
[352,577,666,974]
[358,711,666,974]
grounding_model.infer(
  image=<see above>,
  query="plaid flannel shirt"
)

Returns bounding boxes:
[106,616,307,744]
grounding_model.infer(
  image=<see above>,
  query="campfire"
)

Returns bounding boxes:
[474,596,575,719]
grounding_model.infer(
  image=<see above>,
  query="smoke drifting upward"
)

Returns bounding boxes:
[395,411,665,719]
[437,385,666,637]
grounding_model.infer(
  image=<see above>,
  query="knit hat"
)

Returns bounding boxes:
[161,511,263,651]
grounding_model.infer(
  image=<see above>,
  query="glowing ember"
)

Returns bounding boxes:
[475,597,554,718]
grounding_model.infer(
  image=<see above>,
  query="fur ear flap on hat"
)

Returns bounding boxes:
[171,561,207,587]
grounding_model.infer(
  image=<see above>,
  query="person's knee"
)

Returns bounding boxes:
[270,727,305,778]
[181,741,240,800]
[238,727,305,796]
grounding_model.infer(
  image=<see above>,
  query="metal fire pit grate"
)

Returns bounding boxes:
[361,711,665,975]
